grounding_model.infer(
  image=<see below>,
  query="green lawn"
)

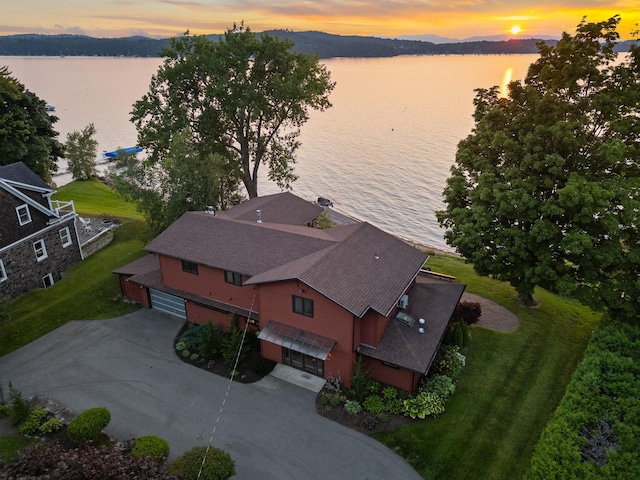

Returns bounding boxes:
[375,255,601,480]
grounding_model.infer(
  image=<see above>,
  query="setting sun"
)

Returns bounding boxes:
[510,25,522,35]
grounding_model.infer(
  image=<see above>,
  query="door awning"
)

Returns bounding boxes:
[258,320,336,360]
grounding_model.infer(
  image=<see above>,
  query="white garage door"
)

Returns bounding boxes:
[150,289,186,318]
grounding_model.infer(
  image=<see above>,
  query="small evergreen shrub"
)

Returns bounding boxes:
[350,357,370,402]
[8,383,32,428]
[363,395,385,414]
[199,322,223,359]
[344,400,362,416]
[169,446,235,480]
[67,407,111,444]
[131,435,170,460]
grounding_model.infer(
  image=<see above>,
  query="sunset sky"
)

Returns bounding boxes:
[1,1,639,40]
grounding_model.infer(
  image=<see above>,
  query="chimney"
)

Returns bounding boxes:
[256,209,262,223]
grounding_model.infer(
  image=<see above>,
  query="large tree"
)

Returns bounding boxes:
[437,16,640,316]
[131,25,335,199]
[0,66,64,182]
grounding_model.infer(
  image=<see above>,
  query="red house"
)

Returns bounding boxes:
[115,192,465,392]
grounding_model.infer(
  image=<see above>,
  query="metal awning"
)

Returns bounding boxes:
[258,320,336,360]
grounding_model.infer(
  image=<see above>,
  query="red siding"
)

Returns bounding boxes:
[120,276,149,306]
[159,255,259,310]
[359,309,390,347]
[258,280,356,385]
[363,357,418,392]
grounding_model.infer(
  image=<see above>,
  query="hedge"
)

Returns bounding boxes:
[67,407,111,444]
[524,317,640,479]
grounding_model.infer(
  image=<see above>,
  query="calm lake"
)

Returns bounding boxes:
[1,54,540,250]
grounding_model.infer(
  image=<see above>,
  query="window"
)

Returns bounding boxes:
[224,271,242,286]
[293,295,314,317]
[0,259,6,282]
[181,260,199,275]
[33,239,48,261]
[16,204,31,225]
[59,227,72,247]
[42,273,54,288]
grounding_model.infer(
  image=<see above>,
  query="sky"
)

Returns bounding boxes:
[1,1,639,40]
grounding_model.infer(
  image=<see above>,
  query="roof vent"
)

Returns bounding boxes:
[398,294,409,309]
[256,209,262,223]
[418,327,425,334]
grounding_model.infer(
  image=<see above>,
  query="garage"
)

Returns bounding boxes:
[149,289,186,318]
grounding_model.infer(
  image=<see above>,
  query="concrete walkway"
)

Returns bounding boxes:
[0,309,421,480]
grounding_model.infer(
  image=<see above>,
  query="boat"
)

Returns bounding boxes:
[103,147,143,159]
[45,105,55,112]
[317,197,333,207]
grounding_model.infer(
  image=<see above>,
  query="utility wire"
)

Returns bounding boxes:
[197,293,256,480]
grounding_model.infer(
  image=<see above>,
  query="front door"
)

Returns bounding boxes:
[282,348,324,377]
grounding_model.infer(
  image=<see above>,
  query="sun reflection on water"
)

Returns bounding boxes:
[500,67,513,98]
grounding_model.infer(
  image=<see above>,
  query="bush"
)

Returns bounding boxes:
[455,301,482,325]
[7,383,32,428]
[385,398,405,415]
[432,345,466,379]
[0,442,174,479]
[363,395,385,414]
[221,325,250,368]
[381,386,398,401]
[199,322,223,359]
[421,375,456,400]
[18,408,47,435]
[344,400,362,416]
[365,379,381,394]
[67,407,111,444]
[403,391,446,419]
[131,435,170,460]
[169,446,235,480]
[39,417,63,434]
[350,357,370,402]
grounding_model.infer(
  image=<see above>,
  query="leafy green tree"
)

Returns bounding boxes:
[113,128,241,237]
[437,15,640,315]
[65,123,98,180]
[131,25,334,199]
[0,66,64,182]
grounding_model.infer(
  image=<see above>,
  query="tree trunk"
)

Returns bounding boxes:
[518,293,537,307]
[244,174,258,198]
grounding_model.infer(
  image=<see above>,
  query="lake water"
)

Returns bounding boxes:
[1,54,539,251]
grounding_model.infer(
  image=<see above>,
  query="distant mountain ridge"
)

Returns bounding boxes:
[0,31,634,58]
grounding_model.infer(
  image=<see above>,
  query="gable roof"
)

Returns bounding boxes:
[145,204,428,318]
[0,162,52,192]
[219,191,324,225]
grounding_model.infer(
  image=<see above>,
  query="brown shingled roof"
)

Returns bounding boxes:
[221,191,324,225]
[359,277,465,373]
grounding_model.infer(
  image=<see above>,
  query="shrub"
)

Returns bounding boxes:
[168,446,235,480]
[178,323,206,352]
[432,345,466,379]
[8,383,32,427]
[221,325,250,368]
[328,394,343,407]
[381,386,398,401]
[181,349,191,358]
[199,322,223,359]
[455,301,482,325]
[350,357,370,402]
[131,435,170,460]
[385,398,405,415]
[421,374,456,400]
[358,413,378,431]
[403,391,446,419]
[174,341,187,351]
[18,408,47,435]
[344,400,362,416]
[67,407,111,444]
[363,395,385,414]
[365,379,381,394]
[0,442,174,479]
[39,417,63,434]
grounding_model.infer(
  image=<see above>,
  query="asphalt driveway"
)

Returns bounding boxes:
[0,309,421,479]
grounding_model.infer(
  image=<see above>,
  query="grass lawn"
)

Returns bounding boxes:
[0,435,37,463]
[375,255,601,480]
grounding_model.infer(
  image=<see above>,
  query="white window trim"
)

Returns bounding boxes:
[59,227,72,247]
[16,204,32,226]
[42,273,54,288]
[0,259,6,282]
[33,239,48,261]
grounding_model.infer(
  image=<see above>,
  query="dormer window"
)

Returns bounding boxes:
[16,204,31,225]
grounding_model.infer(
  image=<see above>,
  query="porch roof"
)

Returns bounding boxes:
[258,320,336,360]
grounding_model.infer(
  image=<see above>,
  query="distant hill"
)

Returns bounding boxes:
[0,31,633,58]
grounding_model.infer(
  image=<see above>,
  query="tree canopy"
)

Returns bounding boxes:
[0,66,64,182]
[65,123,98,180]
[130,25,335,199]
[437,15,640,318]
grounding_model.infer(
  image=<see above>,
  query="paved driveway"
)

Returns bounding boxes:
[0,309,421,480]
